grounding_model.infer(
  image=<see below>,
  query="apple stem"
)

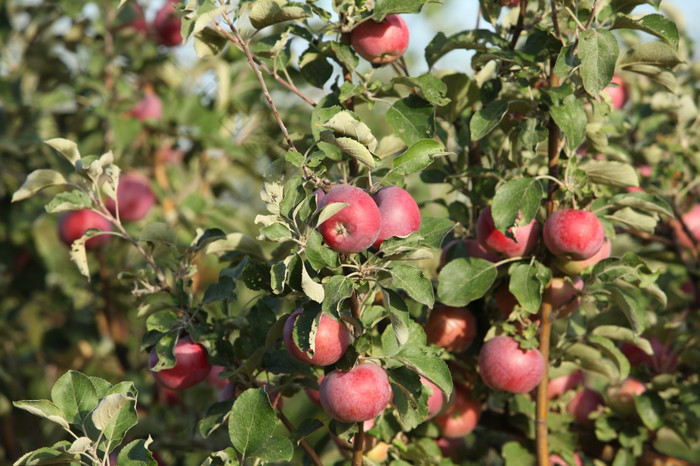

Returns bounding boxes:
[351,421,365,466]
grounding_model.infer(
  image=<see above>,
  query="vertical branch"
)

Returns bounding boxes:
[509,0,529,49]
[536,3,563,462]
[352,421,365,466]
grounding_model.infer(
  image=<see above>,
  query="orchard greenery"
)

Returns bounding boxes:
[4,0,700,465]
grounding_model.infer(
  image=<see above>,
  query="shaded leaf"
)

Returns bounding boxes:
[12,169,68,202]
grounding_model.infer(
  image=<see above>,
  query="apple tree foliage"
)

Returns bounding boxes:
[3,0,700,464]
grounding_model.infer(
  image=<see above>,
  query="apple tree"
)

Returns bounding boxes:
[3,0,700,464]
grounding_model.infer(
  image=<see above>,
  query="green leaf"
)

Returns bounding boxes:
[564,343,618,379]
[425,29,510,68]
[508,262,550,314]
[491,178,543,234]
[437,258,497,307]
[322,275,354,313]
[612,14,679,49]
[205,233,264,259]
[249,0,310,30]
[117,437,158,466]
[372,0,436,20]
[92,389,138,449]
[549,94,587,152]
[319,110,378,152]
[605,207,658,233]
[392,347,453,398]
[12,169,68,202]
[191,228,227,252]
[300,256,324,303]
[587,335,630,382]
[300,51,333,88]
[389,367,428,430]
[418,217,455,249]
[470,99,508,141]
[381,288,411,348]
[139,222,177,248]
[579,160,639,188]
[194,27,228,57]
[145,310,179,333]
[578,29,619,97]
[51,371,100,430]
[68,234,91,280]
[12,443,81,466]
[635,391,665,430]
[386,95,435,146]
[251,436,294,463]
[203,276,236,304]
[319,131,376,168]
[609,191,673,217]
[45,138,81,165]
[228,388,278,456]
[590,326,653,356]
[12,400,70,430]
[502,441,536,466]
[387,263,434,307]
[619,41,682,70]
[44,190,93,213]
[393,74,450,106]
[392,139,448,176]
[306,230,339,271]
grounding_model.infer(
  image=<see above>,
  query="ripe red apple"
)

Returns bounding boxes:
[478,336,545,394]
[544,276,584,318]
[619,338,678,374]
[567,388,604,427]
[672,203,700,250]
[433,385,481,438]
[494,284,519,319]
[283,310,350,366]
[148,335,212,391]
[421,376,446,420]
[58,209,113,249]
[439,238,500,269]
[153,0,182,47]
[555,238,611,276]
[350,14,409,64]
[105,173,156,222]
[607,377,646,416]
[371,186,421,249]
[543,209,604,260]
[547,369,584,400]
[475,206,539,258]
[320,362,393,423]
[317,185,381,254]
[604,75,628,110]
[127,90,162,121]
[425,305,477,353]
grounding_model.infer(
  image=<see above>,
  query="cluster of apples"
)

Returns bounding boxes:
[58,173,156,249]
[317,184,421,254]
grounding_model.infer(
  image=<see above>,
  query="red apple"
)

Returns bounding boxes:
[421,376,446,420]
[320,362,393,423]
[604,75,628,110]
[105,173,156,222]
[350,14,409,64]
[425,305,477,353]
[555,238,611,276]
[153,0,182,47]
[433,385,481,438]
[568,388,604,427]
[116,2,148,36]
[543,209,604,260]
[371,186,421,249]
[494,284,519,319]
[148,335,212,391]
[127,90,162,121]
[283,309,350,366]
[476,206,539,258]
[619,338,678,373]
[58,209,112,249]
[544,276,584,318]
[478,336,545,394]
[607,377,646,416]
[547,369,584,400]
[317,185,381,254]
[439,238,500,269]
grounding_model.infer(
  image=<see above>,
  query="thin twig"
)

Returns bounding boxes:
[509,0,528,49]
[351,421,365,466]
[278,412,323,466]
